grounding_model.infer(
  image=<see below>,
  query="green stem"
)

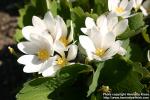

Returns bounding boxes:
[46,0,50,10]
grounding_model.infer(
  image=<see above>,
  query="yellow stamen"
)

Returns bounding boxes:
[57,57,68,67]
[95,48,105,57]
[59,36,69,47]
[37,49,49,61]
[116,7,124,13]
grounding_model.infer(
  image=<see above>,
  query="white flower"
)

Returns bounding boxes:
[81,14,128,37]
[108,0,133,18]
[132,0,148,16]
[42,44,78,77]
[18,11,77,77]
[22,11,72,48]
[17,31,57,76]
[147,50,150,61]
[79,15,127,61]
[44,12,74,53]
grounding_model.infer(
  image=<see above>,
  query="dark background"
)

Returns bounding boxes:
[0,0,30,100]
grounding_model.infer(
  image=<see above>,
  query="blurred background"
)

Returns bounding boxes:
[0,0,31,100]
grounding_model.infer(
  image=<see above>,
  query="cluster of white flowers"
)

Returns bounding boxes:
[17,12,77,77]
[17,0,148,77]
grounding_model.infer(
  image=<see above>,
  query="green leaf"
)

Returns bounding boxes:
[13,29,23,42]
[125,43,144,62]
[129,13,144,30]
[94,0,108,15]
[57,63,92,81]
[121,38,130,49]
[17,0,48,28]
[142,25,150,43]
[87,62,104,97]
[132,62,150,79]
[118,27,135,39]
[99,57,144,92]
[118,13,145,39]
[17,64,92,100]
[90,94,97,100]
[48,63,92,100]
[71,7,86,39]
[48,0,58,16]
[15,0,58,42]
[16,77,56,100]
[57,0,71,20]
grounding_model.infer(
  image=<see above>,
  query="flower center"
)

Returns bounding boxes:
[57,57,68,67]
[59,36,69,47]
[37,49,49,61]
[116,7,124,13]
[95,48,105,57]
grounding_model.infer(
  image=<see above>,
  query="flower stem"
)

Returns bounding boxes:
[46,0,50,10]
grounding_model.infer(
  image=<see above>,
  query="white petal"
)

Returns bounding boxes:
[39,56,57,73]
[120,0,128,9]
[42,65,60,77]
[102,41,120,60]
[32,16,46,32]
[85,17,96,29]
[86,50,94,61]
[54,20,63,41]
[147,50,150,61]
[90,28,115,49]
[107,15,118,31]
[100,23,108,35]
[96,15,106,28]
[67,45,78,61]
[113,40,127,55]
[137,0,142,5]
[54,41,66,57]
[22,26,37,41]
[90,28,103,48]
[30,33,49,45]
[113,19,128,36]
[121,11,131,18]
[23,64,42,73]
[96,15,108,34]
[108,0,120,11]
[81,28,88,34]
[117,47,127,55]
[79,35,95,52]
[126,0,133,10]
[132,0,137,8]
[44,11,56,34]
[55,16,68,37]
[41,32,54,47]
[101,32,116,49]
[140,6,148,16]
[17,55,41,65]
[92,55,102,61]
[17,42,39,54]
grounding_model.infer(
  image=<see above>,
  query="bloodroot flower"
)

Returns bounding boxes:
[17,13,56,77]
[17,32,57,77]
[132,0,148,16]
[79,15,127,61]
[42,44,78,77]
[17,11,78,77]
[108,0,133,18]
